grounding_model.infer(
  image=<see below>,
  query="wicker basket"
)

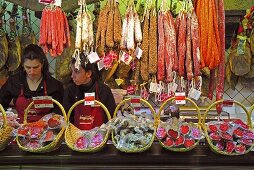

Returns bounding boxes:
[112,98,157,153]
[0,104,14,151]
[16,99,67,153]
[65,99,111,152]
[203,99,254,156]
[157,97,202,152]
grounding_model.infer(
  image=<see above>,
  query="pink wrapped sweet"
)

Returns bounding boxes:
[164,137,174,147]
[243,130,254,140]
[208,124,218,133]
[219,122,229,132]
[26,140,42,149]
[233,119,249,130]
[216,140,224,151]
[174,135,184,146]
[191,128,201,140]
[226,141,235,153]
[235,144,246,154]
[221,132,233,141]
[184,138,195,148]
[233,128,244,138]
[156,127,167,140]
[168,129,179,139]
[180,124,190,135]
[91,133,104,147]
[75,136,89,150]
[209,133,221,141]
[239,139,253,146]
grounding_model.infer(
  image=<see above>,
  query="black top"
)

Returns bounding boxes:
[0,71,64,114]
[63,80,116,121]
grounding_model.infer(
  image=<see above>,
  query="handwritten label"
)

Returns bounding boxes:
[135,47,143,59]
[188,88,201,100]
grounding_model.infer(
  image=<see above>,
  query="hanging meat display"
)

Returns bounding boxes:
[0,3,8,73]
[39,4,71,57]
[6,4,21,73]
[20,7,36,53]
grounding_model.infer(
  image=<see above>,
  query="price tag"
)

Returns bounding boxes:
[84,93,95,106]
[87,52,100,63]
[156,83,163,93]
[97,59,105,71]
[175,92,186,105]
[130,95,141,107]
[135,47,143,59]
[33,96,54,109]
[223,100,234,107]
[120,52,132,65]
[149,82,157,93]
[168,82,178,93]
[53,0,62,6]
[188,88,201,100]
[127,86,136,95]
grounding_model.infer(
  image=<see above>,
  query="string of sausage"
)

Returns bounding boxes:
[157,12,165,81]
[164,11,176,83]
[185,12,193,81]
[177,12,187,77]
[148,8,158,75]
[191,10,201,76]
[140,11,149,82]
[216,0,225,114]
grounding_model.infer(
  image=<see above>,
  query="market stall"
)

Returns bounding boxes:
[0,0,253,168]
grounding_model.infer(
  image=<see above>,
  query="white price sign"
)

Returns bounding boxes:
[33,96,54,109]
[84,93,95,106]
[175,92,186,105]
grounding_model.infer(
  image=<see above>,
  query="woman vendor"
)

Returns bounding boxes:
[63,53,116,130]
[0,44,64,123]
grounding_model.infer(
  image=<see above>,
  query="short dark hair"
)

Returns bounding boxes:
[22,44,50,78]
[71,53,99,82]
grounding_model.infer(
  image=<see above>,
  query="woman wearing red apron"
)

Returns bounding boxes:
[0,44,64,123]
[63,53,116,130]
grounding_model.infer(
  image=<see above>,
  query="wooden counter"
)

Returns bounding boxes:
[0,143,253,169]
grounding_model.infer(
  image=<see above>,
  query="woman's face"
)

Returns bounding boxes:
[23,59,43,80]
[71,66,92,86]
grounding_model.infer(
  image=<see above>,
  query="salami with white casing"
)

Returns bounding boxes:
[134,12,142,43]
[120,17,128,49]
[127,9,135,51]
[82,10,89,47]
[75,8,82,49]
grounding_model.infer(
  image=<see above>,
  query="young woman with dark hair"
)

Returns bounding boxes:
[63,53,116,130]
[0,44,64,123]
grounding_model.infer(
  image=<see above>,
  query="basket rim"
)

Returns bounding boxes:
[65,123,110,152]
[17,99,67,152]
[156,97,202,152]
[111,98,157,153]
[65,100,111,152]
[202,99,254,155]
[0,104,9,128]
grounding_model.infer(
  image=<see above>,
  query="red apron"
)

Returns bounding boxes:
[15,81,51,123]
[74,83,105,130]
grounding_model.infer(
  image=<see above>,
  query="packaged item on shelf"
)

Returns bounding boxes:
[203,100,254,155]
[16,99,67,153]
[157,97,203,152]
[111,98,156,153]
[65,99,111,152]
